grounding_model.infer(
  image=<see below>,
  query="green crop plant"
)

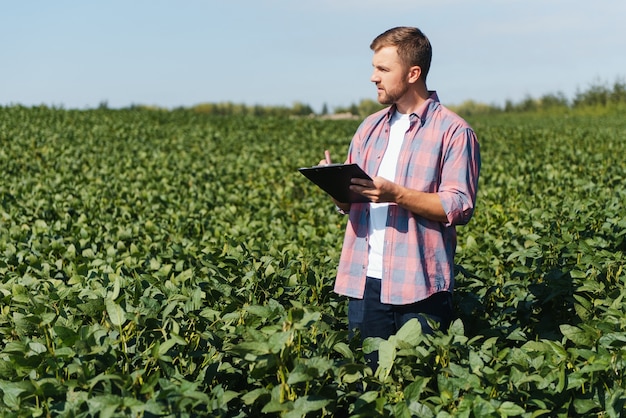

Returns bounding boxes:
[0,105,624,417]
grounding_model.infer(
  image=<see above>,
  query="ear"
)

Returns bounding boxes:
[407,66,422,84]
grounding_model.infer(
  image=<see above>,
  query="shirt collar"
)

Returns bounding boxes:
[385,90,440,125]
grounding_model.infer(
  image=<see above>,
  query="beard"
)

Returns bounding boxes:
[376,81,410,105]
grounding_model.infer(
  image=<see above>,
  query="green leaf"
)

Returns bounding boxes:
[573,398,600,415]
[598,332,626,348]
[105,299,127,327]
[158,335,187,357]
[560,324,595,346]
[468,351,485,375]
[498,401,525,416]
[261,400,292,414]
[109,274,121,300]
[332,342,354,359]
[244,304,271,317]
[569,269,587,278]
[285,396,330,418]
[88,373,124,390]
[448,318,465,336]
[358,391,379,404]
[395,317,423,346]
[472,397,497,416]
[377,339,396,378]
[362,337,382,355]
[87,394,122,418]
[287,368,313,385]
[0,381,30,409]
[53,325,79,345]
[403,376,431,401]
[241,388,270,405]
[27,341,47,356]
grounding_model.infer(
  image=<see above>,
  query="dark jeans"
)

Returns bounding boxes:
[348,277,453,366]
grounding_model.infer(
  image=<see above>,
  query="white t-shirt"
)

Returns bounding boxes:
[366,110,411,279]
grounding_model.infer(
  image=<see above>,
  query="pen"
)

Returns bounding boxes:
[324,150,332,165]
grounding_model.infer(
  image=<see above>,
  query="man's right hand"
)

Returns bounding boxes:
[318,149,332,166]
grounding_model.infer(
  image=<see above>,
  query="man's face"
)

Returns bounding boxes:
[370,46,410,105]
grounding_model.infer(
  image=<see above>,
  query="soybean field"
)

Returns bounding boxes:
[0,105,625,417]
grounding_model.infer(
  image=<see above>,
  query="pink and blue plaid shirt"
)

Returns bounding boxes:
[334,92,481,304]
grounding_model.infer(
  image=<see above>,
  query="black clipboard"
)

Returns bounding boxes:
[298,163,372,203]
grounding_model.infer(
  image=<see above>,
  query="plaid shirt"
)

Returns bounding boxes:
[334,92,481,304]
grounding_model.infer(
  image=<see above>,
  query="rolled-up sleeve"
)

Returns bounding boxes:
[438,127,481,226]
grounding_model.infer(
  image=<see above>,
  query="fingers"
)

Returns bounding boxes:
[348,179,374,197]
[350,177,394,203]
[350,178,374,187]
[318,150,332,166]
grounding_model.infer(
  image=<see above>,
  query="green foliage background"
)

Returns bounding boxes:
[0,105,625,417]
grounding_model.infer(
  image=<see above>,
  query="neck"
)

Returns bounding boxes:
[395,84,430,114]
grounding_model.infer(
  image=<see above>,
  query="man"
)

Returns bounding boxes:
[320,27,480,366]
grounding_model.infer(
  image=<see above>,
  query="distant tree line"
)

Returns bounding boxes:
[338,79,626,118]
[178,79,625,118]
[187,101,314,117]
[6,79,624,117]
[449,79,626,117]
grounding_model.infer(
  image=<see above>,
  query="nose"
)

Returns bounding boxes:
[370,70,379,83]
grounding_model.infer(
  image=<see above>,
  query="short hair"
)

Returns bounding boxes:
[370,26,432,81]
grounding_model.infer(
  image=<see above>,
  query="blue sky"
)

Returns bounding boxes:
[2,0,625,112]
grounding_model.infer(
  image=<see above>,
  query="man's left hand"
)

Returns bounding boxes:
[349,176,398,203]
